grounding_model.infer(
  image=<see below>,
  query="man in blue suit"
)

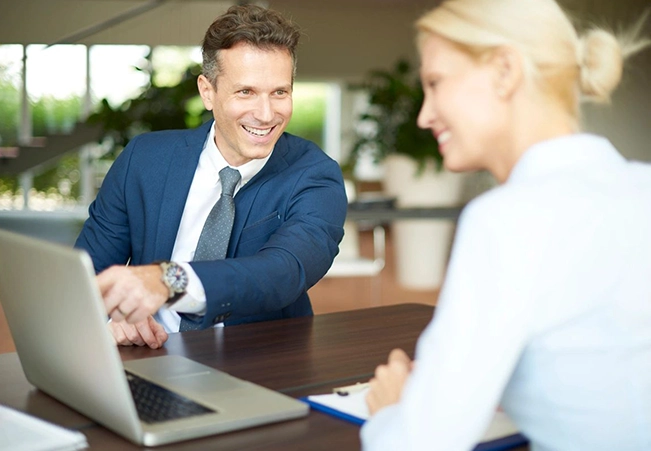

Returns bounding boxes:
[75,4,347,348]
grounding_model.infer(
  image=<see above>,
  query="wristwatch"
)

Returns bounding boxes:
[159,261,188,302]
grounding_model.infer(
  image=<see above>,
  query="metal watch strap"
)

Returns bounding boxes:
[158,261,188,303]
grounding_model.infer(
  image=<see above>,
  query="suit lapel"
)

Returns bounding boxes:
[153,121,212,260]
[228,134,291,253]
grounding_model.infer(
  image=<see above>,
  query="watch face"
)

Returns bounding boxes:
[165,263,188,292]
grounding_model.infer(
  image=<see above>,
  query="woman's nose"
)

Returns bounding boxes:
[416,95,436,130]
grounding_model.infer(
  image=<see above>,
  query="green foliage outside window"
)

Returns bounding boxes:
[87,63,209,156]
[286,83,326,148]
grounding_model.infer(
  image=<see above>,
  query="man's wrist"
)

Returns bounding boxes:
[157,261,189,303]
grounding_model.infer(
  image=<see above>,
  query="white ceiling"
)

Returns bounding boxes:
[0,0,648,81]
[0,0,436,46]
[5,0,647,47]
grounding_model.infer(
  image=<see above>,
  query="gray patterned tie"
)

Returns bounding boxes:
[179,166,241,332]
[193,167,241,261]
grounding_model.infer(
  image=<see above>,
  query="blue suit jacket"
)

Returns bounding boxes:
[75,120,347,327]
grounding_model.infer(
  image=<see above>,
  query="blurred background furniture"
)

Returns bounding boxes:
[325,180,386,278]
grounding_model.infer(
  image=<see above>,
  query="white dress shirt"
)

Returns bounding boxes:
[361,134,651,451]
[155,123,271,333]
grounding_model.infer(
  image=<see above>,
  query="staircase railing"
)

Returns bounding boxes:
[0,121,102,176]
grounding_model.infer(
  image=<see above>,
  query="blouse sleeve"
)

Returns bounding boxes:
[361,196,537,451]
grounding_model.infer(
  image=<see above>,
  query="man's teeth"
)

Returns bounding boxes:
[243,125,272,137]
[437,130,451,144]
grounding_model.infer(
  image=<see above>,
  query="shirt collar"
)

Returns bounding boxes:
[202,122,272,187]
[507,133,625,185]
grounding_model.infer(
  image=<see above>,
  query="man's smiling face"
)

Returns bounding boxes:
[198,42,294,167]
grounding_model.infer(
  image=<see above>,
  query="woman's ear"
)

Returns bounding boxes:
[491,46,523,100]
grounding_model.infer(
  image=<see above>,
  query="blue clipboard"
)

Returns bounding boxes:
[301,396,366,426]
[300,397,528,451]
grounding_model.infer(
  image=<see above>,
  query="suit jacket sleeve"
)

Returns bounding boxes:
[74,135,140,272]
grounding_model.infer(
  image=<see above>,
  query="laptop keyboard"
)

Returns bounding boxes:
[125,371,216,424]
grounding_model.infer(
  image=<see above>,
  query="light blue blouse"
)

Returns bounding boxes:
[361,134,651,451]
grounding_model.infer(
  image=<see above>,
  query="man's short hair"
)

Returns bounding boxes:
[201,4,301,85]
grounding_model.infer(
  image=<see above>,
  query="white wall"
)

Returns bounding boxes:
[572,0,651,161]
[269,1,426,82]
[582,49,651,161]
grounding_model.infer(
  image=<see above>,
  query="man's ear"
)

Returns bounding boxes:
[491,46,523,100]
[197,75,215,111]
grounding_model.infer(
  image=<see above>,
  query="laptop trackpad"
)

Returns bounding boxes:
[124,355,243,394]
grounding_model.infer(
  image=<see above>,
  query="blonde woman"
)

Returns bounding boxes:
[362,1,651,450]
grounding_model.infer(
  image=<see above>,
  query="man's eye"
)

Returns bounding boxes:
[240,89,251,95]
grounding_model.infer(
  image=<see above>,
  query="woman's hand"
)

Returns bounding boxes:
[366,348,413,416]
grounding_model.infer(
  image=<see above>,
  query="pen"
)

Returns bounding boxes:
[333,382,370,396]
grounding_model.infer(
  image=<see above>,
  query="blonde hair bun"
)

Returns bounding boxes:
[578,29,623,104]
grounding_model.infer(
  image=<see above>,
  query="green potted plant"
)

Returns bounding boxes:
[346,59,442,175]
[347,59,469,290]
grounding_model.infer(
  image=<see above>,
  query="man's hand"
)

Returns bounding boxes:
[366,348,413,416]
[109,315,168,348]
[98,264,168,324]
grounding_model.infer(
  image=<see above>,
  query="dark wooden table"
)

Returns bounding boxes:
[0,303,528,450]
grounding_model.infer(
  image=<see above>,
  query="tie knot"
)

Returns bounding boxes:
[219,167,241,197]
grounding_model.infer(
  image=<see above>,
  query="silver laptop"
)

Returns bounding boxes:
[0,229,308,446]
